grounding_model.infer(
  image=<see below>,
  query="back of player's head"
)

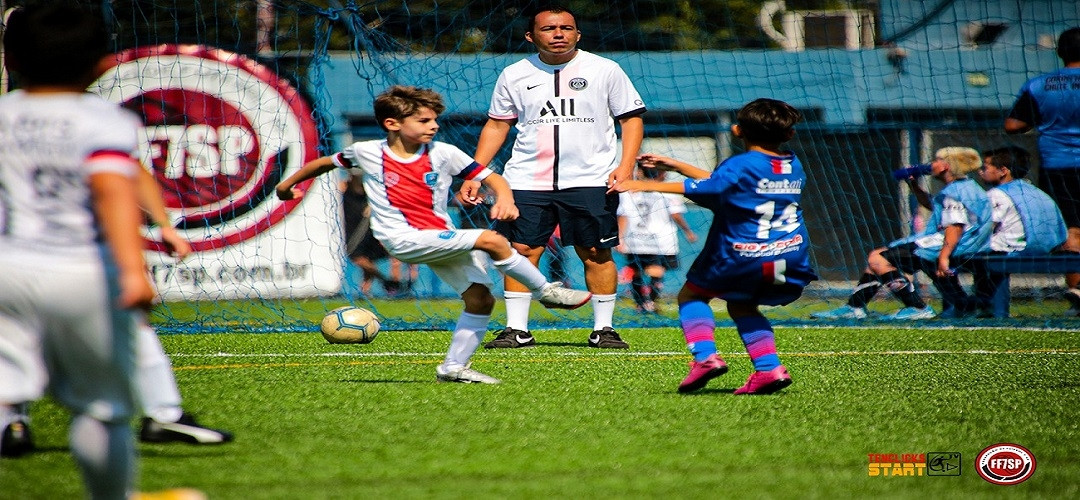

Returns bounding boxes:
[639,166,665,180]
[526,4,576,32]
[3,2,108,87]
[1057,27,1080,63]
[373,85,446,131]
[982,145,1032,179]
[736,98,802,146]
[935,146,982,177]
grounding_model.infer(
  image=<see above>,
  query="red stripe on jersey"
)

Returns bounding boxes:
[87,149,135,162]
[768,156,794,176]
[382,149,449,230]
[331,152,349,167]
[458,161,485,180]
[761,260,775,284]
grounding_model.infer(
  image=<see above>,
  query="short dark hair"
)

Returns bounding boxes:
[736,98,802,146]
[373,85,445,131]
[3,3,108,86]
[983,145,1032,179]
[1058,27,1080,63]
[526,4,576,33]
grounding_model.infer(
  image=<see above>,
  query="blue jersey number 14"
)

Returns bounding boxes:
[754,201,800,239]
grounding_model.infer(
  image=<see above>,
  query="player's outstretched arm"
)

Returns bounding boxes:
[904,177,932,210]
[609,116,645,189]
[671,213,698,243]
[462,118,515,207]
[474,118,513,166]
[135,167,191,260]
[90,172,156,310]
[611,179,686,195]
[1003,117,1032,134]
[636,153,711,180]
[276,156,336,200]
[480,173,519,221]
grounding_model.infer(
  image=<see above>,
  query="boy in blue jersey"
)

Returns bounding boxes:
[1005,27,1080,315]
[614,98,816,395]
[813,147,991,321]
[940,146,1067,316]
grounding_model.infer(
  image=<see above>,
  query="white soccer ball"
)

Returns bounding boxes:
[320,306,380,344]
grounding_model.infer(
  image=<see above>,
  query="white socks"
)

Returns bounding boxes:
[591,294,617,331]
[492,251,548,292]
[503,292,533,331]
[135,321,183,423]
[443,312,491,369]
[69,414,134,499]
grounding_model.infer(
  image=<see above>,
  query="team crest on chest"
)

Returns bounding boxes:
[568,77,588,91]
[424,171,438,187]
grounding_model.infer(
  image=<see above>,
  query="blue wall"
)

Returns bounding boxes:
[313,46,1061,135]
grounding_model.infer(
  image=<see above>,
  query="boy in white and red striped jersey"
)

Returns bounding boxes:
[276,85,591,384]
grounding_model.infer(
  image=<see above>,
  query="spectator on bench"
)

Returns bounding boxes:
[935,146,1068,317]
[812,147,991,321]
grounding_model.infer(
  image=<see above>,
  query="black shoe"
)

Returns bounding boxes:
[483,327,535,349]
[1,419,33,458]
[589,327,629,349]
[140,413,233,445]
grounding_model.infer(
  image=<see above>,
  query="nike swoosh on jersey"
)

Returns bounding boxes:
[600,236,617,243]
[526,84,542,90]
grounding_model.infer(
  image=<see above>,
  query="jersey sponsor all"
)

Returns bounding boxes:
[488,50,645,191]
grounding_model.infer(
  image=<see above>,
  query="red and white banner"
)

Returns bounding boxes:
[91,45,342,300]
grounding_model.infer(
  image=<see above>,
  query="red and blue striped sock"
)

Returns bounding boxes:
[679,301,716,362]
[735,315,780,371]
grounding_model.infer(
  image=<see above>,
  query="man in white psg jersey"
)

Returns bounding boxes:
[276,85,591,384]
[463,4,647,349]
[0,3,156,497]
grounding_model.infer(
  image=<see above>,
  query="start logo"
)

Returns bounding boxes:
[89,45,319,252]
[975,443,1036,485]
[867,453,927,477]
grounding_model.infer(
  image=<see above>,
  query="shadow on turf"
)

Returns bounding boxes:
[679,388,737,395]
[339,379,428,384]
[533,341,593,348]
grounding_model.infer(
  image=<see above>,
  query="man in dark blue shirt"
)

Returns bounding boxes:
[1006,27,1080,314]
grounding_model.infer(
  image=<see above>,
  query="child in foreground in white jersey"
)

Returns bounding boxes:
[276,85,591,384]
[0,3,155,496]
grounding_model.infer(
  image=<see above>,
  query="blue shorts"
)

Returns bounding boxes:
[685,274,805,307]
[495,187,619,248]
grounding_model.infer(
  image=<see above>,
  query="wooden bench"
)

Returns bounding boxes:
[945,252,1080,318]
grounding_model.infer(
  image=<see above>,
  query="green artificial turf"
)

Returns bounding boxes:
[3,325,1077,498]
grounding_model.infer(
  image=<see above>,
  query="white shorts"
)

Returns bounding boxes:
[0,253,136,422]
[381,229,494,295]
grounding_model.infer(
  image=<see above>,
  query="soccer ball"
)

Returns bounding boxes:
[320,306,380,344]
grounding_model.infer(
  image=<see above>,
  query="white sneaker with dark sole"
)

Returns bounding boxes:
[139,413,233,445]
[537,283,592,310]
[436,364,501,384]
